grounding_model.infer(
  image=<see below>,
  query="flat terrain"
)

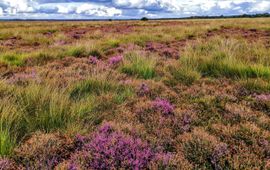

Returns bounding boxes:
[0,18,270,169]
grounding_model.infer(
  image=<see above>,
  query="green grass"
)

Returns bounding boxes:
[0,53,25,66]
[70,78,115,100]
[0,83,93,155]
[241,79,270,93]
[113,86,134,104]
[198,58,270,79]
[120,52,156,79]
[16,84,75,133]
[66,46,87,58]
[70,77,134,103]
[170,65,201,85]
[0,130,16,156]
[180,38,270,80]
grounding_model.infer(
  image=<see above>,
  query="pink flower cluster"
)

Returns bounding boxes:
[152,98,174,115]
[137,83,150,96]
[0,158,14,169]
[108,55,123,65]
[8,70,39,85]
[88,56,99,65]
[210,144,229,170]
[69,123,170,169]
[254,94,270,102]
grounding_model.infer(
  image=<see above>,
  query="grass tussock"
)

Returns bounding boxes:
[241,79,270,93]
[181,38,270,80]
[120,52,156,79]
[170,65,201,85]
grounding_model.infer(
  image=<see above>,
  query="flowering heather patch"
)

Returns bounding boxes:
[254,94,270,101]
[210,143,229,170]
[137,83,150,96]
[108,55,123,65]
[7,70,39,85]
[68,123,170,169]
[252,93,270,113]
[88,56,99,65]
[181,113,192,132]
[0,158,16,170]
[152,98,174,115]
[14,133,74,169]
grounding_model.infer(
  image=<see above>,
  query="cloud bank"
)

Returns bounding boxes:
[0,0,269,19]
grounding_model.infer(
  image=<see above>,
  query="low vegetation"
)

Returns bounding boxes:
[0,18,270,169]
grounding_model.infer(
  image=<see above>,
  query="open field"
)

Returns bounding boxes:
[0,18,270,169]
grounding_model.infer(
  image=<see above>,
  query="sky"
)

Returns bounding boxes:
[0,0,269,19]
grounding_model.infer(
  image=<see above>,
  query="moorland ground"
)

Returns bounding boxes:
[0,18,270,169]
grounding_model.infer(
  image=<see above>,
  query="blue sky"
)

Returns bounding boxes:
[0,0,269,19]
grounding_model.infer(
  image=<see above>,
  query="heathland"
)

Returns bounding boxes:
[0,18,270,169]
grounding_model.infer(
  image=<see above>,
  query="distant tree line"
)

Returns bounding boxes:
[141,13,270,21]
[188,13,270,19]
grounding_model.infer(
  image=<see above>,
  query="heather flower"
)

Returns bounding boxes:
[0,158,15,170]
[89,56,99,64]
[121,79,132,85]
[254,94,270,102]
[67,162,78,170]
[137,83,150,96]
[8,70,39,85]
[258,139,269,147]
[181,113,192,132]
[108,55,123,65]
[69,124,170,169]
[210,143,229,170]
[14,133,74,169]
[152,98,174,115]
[155,152,172,165]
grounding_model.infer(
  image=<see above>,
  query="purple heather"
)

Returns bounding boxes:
[108,55,123,65]
[152,98,174,115]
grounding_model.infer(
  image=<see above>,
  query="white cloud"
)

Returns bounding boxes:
[76,4,122,17]
[218,1,232,9]
[1,0,35,13]
[0,0,269,19]
[250,1,270,12]
[57,6,72,14]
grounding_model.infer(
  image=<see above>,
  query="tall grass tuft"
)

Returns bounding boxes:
[66,46,87,58]
[70,78,115,100]
[121,53,156,79]
[0,99,21,156]
[181,38,270,80]
[170,66,201,85]
[16,84,73,133]
[241,79,270,93]
[0,53,25,66]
